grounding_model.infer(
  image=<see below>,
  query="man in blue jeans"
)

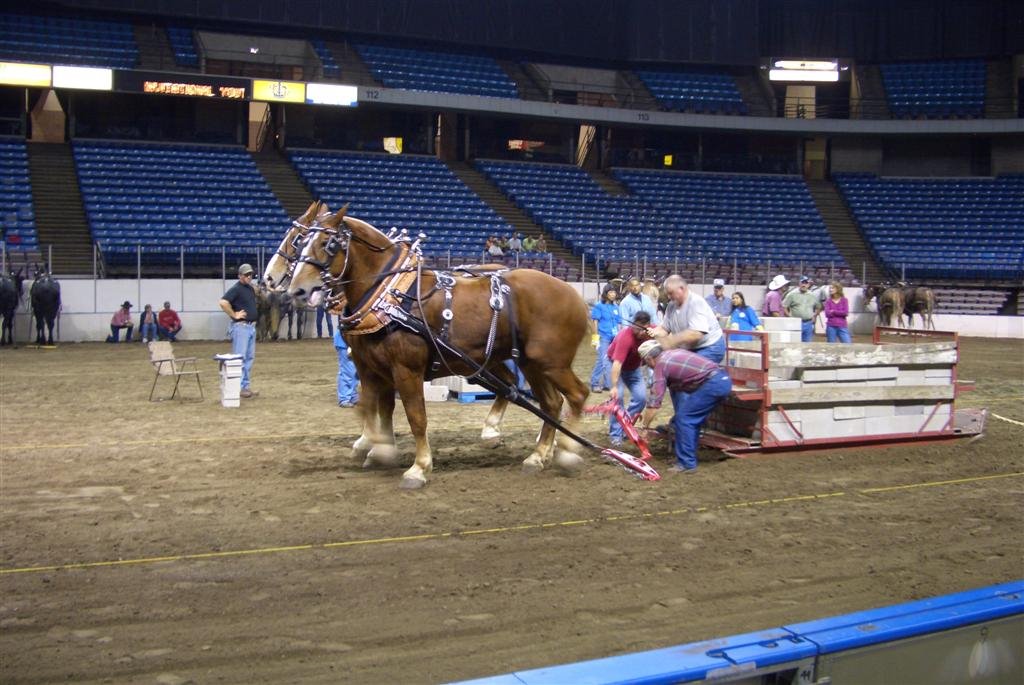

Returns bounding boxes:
[638,340,733,473]
[218,264,260,398]
[607,311,652,446]
[333,319,359,407]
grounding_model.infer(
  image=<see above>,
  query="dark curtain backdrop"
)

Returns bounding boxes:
[57,0,1021,63]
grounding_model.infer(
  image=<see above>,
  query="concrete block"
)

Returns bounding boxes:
[769,367,796,380]
[868,366,900,380]
[865,404,895,418]
[867,379,898,386]
[895,404,924,415]
[834,405,866,420]
[767,342,958,369]
[423,382,449,402]
[762,420,803,444]
[803,417,866,440]
[730,352,763,370]
[768,331,799,344]
[836,367,870,381]
[802,368,838,382]
[770,384,955,405]
[762,317,802,332]
[767,379,802,390]
[896,370,927,386]
[766,409,802,424]
[924,367,953,379]
[925,377,954,386]
[865,416,912,435]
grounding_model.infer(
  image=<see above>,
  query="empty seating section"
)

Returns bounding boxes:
[835,174,1024,280]
[75,141,287,265]
[635,70,746,114]
[880,60,985,119]
[0,137,36,251]
[288,150,512,256]
[932,288,1010,316]
[355,44,518,99]
[0,13,138,69]
[166,27,198,68]
[310,39,340,79]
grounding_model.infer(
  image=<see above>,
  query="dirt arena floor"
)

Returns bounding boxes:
[1,333,1022,684]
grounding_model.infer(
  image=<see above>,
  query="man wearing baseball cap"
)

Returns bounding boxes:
[783,275,822,342]
[218,263,260,398]
[705,278,730,317]
[636,340,733,473]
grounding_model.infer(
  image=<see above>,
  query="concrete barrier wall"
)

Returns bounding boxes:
[7,279,1022,343]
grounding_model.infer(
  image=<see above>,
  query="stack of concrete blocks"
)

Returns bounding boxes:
[710,340,958,445]
[423,380,449,402]
[433,375,489,399]
[214,353,243,408]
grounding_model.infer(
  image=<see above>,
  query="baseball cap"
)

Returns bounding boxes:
[238,263,255,276]
[712,278,725,287]
[799,275,811,283]
[637,340,662,360]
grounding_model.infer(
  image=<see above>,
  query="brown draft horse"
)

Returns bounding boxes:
[264,203,521,453]
[863,284,906,327]
[901,285,937,330]
[288,209,591,489]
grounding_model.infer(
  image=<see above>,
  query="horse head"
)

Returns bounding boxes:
[288,205,383,305]
[263,200,332,291]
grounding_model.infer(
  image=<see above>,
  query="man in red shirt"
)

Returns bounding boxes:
[157,301,182,341]
[606,311,651,445]
[638,340,733,473]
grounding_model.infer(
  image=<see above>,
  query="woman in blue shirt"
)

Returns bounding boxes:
[728,292,763,342]
[589,288,620,392]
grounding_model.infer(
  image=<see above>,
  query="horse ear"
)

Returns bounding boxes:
[337,202,350,218]
[321,210,345,229]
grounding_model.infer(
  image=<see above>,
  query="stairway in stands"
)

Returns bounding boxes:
[325,41,381,86]
[587,169,630,196]
[445,160,574,264]
[985,59,1016,118]
[806,179,887,285]
[251,148,315,221]
[497,60,548,102]
[27,143,94,275]
[854,65,891,119]
[133,24,181,72]
[734,73,775,117]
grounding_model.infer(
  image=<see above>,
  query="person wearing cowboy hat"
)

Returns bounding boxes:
[219,264,261,398]
[636,339,733,474]
[762,274,789,318]
[106,300,134,343]
[705,278,731,318]
[783,275,822,342]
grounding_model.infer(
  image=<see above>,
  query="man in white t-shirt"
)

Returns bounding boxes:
[651,274,725,364]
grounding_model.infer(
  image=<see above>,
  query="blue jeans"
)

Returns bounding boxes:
[503,359,530,393]
[108,324,133,342]
[589,335,613,390]
[336,346,358,403]
[801,320,815,342]
[673,336,725,404]
[317,306,334,338]
[230,322,256,390]
[670,371,733,470]
[157,325,179,341]
[140,322,157,341]
[610,367,646,441]
[826,325,851,343]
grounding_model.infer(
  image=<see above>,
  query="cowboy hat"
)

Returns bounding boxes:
[768,275,789,291]
[120,300,132,308]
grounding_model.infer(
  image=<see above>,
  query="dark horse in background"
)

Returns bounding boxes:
[863,284,906,328]
[0,268,24,345]
[863,283,937,329]
[30,268,61,345]
[288,209,591,489]
[900,285,937,330]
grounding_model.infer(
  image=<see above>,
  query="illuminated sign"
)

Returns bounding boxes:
[116,71,249,99]
[769,59,839,82]
[52,66,112,91]
[383,137,403,154]
[305,83,358,106]
[663,154,673,166]
[252,79,305,103]
[0,62,51,87]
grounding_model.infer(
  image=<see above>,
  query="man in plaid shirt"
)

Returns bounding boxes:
[637,340,733,473]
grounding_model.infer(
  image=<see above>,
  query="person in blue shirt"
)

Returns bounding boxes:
[619,278,660,327]
[589,288,620,392]
[705,278,731,317]
[333,318,359,407]
[727,292,763,342]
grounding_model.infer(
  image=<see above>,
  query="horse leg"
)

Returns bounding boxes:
[365,381,399,468]
[544,366,589,473]
[46,318,55,345]
[393,368,432,489]
[480,363,516,443]
[516,369,562,475]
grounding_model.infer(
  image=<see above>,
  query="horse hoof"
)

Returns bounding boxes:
[480,426,502,442]
[399,476,426,490]
[554,450,585,475]
[521,454,545,475]
[368,444,399,467]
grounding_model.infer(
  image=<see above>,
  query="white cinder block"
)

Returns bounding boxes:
[924,368,953,379]
[868,366,900,380]
[768,379,802,390]
[865,416,911,435]
[925,377,954,386]
[866,404,895,417]
[763,421,802,443]
[423,383,449,402]
[802,368,838,382]
[834,405,866,420]
[768,331,799,344]
[769,367,796,380]
[766,409,802,424]
[896,370,927,386]
[867,379,898,386]
[836,367,870,381]
[762,317,802,332]
[803,418,866,440]
[895,404,924,415]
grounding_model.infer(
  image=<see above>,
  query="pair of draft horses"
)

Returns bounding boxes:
[265,202,591,489]
[862,283,936,330]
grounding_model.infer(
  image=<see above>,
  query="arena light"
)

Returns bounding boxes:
[52,65,112,91]
[769,59,839,82]
[305,83,357,106]
[0,62,51,87]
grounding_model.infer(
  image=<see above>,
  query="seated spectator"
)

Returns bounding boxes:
[139,304,158,343]
[522,235,537,252]
[507,232,523,252]
[106,301,134,343]
[158,301,182,341]
[487,237,504,257]
[536,235,548,253]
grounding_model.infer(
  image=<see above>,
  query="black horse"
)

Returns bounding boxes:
[30,270,61,345]
[0,268,24,345]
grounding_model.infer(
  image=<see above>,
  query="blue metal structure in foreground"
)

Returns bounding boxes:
[452,580,1023,685]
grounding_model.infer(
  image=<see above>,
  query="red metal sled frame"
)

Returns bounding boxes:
[705,327,985,457]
